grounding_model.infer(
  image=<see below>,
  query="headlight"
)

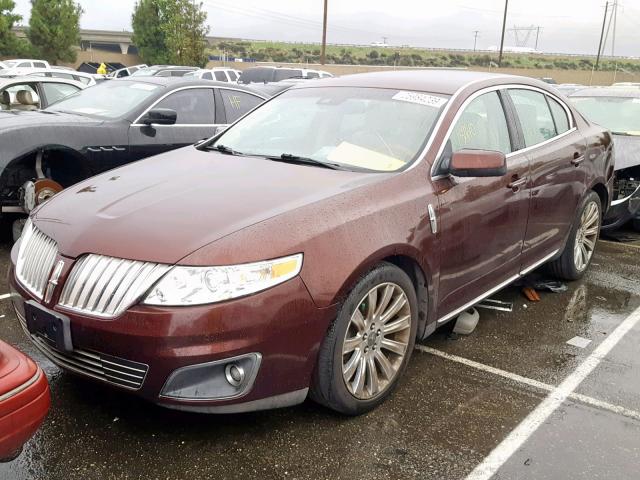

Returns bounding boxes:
[143,253,303,306]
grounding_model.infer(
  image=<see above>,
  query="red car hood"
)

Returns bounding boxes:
[33,146,381,264]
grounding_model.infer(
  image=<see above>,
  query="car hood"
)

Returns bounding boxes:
[613,134,640,171]
[33,146,385,264]
[0,110,102,128]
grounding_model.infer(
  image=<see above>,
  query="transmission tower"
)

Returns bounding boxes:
[507,25,542,49]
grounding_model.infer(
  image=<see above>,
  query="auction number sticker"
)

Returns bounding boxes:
[392,91,447,108]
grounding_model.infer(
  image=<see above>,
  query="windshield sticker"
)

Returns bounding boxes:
[328,142,406,171]
[392,91,447,108]
[130,83,158,91]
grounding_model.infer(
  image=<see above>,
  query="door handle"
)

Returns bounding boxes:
[571,152,585,166]
[507,177,527,191]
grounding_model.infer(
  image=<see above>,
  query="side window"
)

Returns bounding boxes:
[202,72,213,80]
[155,88,215,124]
[547,96,570,135]
[307,71,319,79]
[34,62,47,68]
[117,70,130,78]
[449,91,512,154]
[220,90,263,123]
[4,84,40,109]
[509,89,557,147]
[41,83,80,104]
[214,71,227,82]
[76,76,91,85]
[18,62,30,68]
[227,71,238,81]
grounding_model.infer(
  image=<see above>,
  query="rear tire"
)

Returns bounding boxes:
[548,191,601,281]
[310,262,418,415]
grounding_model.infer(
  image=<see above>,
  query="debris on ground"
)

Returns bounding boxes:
[476,298,514,312]
[566,336,592,348]
[523,287,541,302]
[453,307,480,335]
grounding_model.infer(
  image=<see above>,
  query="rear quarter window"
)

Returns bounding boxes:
[220,90,263,123]
[547,97,571,134]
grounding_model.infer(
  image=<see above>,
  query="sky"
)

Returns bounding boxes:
[11,0,640,56]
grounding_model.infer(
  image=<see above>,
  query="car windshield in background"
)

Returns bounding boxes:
[130,68,160,77]
[46,81,160,118]
[239,68,273,83]
[212,87,449,172]
[572,96,640,135]
[273,69,302,82]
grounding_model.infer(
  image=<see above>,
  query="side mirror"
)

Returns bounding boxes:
[449,149,507,177]
[141,108,177,126]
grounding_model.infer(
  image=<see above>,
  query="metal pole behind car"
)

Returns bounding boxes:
[321,0,328,65]
[498,0,508,67]
[595,1,609,71]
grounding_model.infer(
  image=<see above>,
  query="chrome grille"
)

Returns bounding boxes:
[59,254,171,318]
[16,304,148,390]
[16,220,59,300]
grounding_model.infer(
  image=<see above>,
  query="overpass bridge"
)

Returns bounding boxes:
[12,27,217,54]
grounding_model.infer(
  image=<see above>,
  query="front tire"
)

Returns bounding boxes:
[311,262,418,415]
[549,191,601,280]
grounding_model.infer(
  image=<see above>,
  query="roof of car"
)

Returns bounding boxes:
[287,69,524,95]
[109,77,268,97]
[0,76,85,88]
[569,87,640,98]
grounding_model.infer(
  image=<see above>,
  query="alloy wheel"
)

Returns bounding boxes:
[574,200,599,271]
[341,282,412,400]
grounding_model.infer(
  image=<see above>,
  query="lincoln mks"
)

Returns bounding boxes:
[11,71,613,415]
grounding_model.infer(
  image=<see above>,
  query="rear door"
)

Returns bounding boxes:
[128,87,219,162]
[217,88,265,124]
[505,88,587,267]
[434,89,531,321]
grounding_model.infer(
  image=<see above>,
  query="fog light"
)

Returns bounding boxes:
[225,363,245,386]
[160,353,261,401]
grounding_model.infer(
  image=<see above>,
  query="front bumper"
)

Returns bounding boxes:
[10,264,335,413]
[601,183,640,231]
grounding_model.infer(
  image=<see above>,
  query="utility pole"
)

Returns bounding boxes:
[473,30,479,51]
[595,1,609,70]
[320,0,328,65]
[498,0,509,67]
[611,0,617,58]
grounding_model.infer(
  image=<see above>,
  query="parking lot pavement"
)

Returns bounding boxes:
[1,238,639,480]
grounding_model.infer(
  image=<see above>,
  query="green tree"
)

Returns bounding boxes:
[0,0,22,56]
[162,0,209,67]
[28,0,82,64]
[132,0,170,65]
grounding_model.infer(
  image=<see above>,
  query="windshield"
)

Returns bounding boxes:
[46,81,160,118]
[211,87,449,172]
[572,96,640,135]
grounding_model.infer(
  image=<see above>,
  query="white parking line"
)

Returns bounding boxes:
[416,345,640,422]
[463,305,640,480]
[0,293,11,300]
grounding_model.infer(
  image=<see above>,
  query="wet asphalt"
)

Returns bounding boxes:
[0,232,639,480]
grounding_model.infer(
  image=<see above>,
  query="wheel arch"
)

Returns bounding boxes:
[330,245,434,340]
[0,145,93,192]
[590,181,609,213]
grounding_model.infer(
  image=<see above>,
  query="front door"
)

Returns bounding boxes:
[505,88,587,266]
[128,87,220,162]
[434,90,531,321]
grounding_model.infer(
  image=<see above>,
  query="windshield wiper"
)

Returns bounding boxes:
[611,131,638,136]
[206,144,246,156]
[267,153,345,170]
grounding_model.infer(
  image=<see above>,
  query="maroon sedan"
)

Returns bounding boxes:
[10,71,612,415]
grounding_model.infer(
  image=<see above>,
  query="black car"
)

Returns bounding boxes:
[0,77,266,218]
[570,87,640,230]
